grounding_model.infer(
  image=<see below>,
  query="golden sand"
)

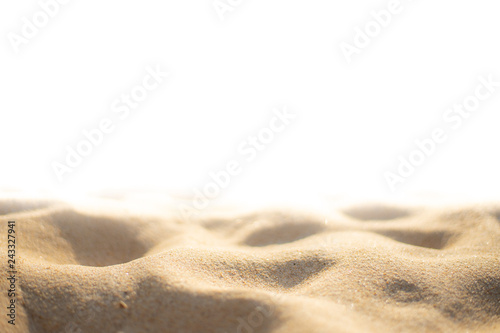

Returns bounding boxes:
[1,197,499,332]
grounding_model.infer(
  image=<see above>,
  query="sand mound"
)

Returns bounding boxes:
[1,197,500,332]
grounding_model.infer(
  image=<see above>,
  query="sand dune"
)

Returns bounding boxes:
[1,197,500,332]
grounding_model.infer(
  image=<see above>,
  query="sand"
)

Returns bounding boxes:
[1,196,499,332]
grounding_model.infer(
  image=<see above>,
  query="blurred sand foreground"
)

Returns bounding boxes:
[0,196,499,333]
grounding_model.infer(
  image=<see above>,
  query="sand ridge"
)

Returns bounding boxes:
[1,197,499,332]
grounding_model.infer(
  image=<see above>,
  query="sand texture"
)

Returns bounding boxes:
[1,197,500,332]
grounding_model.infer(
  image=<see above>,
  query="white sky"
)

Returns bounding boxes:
[1,0,500,205]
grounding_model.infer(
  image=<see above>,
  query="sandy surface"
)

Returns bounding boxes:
[1,196,500,332]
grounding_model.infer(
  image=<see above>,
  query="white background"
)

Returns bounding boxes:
[1,0,500,206]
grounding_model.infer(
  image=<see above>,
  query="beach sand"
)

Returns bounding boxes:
[1,196,499,332]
